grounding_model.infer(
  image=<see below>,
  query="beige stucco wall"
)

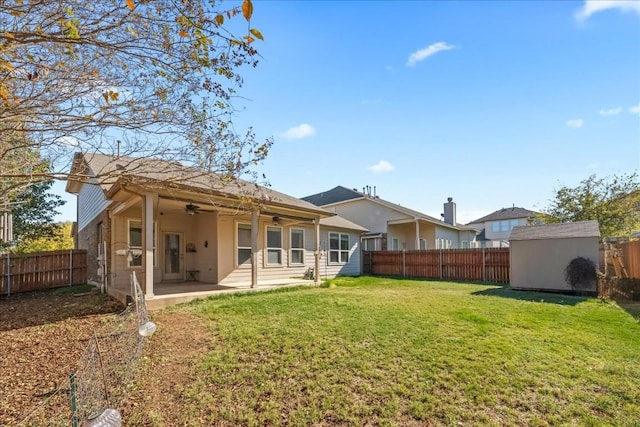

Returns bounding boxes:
[510,237,599,292]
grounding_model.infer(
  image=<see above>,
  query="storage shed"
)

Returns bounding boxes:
[509,220,600,294]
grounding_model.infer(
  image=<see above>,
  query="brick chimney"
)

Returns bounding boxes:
[443,197,456,226]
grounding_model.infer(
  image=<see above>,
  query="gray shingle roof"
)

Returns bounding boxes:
[302,186,363,206]
[468,207,538,224]
[509,220,600,241]
[320,216,368,232]
[68,153,332,217]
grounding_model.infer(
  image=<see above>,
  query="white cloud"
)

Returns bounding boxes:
[630,103,640,115]
[280,123,316,140]
[368,160,395,173]
[599,107,622,116]
[566,119,584,128]
[575,0,640,21]
[406,42,456,67]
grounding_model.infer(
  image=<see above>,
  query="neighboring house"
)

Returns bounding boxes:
[66,153,366,307]
[302,186,477,250]
[510,220,600,295]
[467,206,539,248]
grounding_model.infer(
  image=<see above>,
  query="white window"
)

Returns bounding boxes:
[289,228,304,265]
[391,238,399,251]
[97,222,104,259]
[127,220,157,268]
[329,232,350,264]
[266,226,283,265]
[492,221,500,232]
[128,219,142,267]
[461,240,469,249]
[363,238,375,251]
[419,238,427,250]
[237,223,252,266]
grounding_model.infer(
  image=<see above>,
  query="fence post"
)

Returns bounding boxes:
[482,248,486,282]
[70,371,78,427]
[6,252,10,297]
[69,249,73,286]
[402,249,406,277]
[439,249,443,279]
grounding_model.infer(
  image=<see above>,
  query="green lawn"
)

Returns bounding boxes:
[169,277,640,426]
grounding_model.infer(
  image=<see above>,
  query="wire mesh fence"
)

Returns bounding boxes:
[18,272,154,426]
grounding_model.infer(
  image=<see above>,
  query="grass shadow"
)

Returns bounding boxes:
[614,299,640,321]
[472,284,590,306]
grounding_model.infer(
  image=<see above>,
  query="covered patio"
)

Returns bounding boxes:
[112,277,317,310]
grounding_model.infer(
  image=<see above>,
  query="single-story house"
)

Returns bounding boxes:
[66,153,367,308]
[510,220,600,294]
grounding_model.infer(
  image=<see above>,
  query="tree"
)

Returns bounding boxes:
[10,179,65,245]
[13,221,74,253]
[0,0,270,208]
[541,173,640,238]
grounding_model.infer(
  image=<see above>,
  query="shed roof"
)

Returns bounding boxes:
[509,220,600,241]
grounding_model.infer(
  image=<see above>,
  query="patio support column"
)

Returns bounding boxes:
[251,210,259,288]
[314,217,320,284]
[142,193,155,297]
[415,219,420,250]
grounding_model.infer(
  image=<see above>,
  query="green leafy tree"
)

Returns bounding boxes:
[13,221,74,253]
[10,180,65,248]
[541,173,640,238]
[0,0,270,204]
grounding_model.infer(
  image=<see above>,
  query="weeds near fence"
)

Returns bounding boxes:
[18,273,153,426]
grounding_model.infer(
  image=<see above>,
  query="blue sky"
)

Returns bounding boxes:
[54,0,640,224]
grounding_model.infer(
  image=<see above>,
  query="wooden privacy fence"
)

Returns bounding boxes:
[362,248,510,283]
[620,240,640,279]
[0,249,87,295]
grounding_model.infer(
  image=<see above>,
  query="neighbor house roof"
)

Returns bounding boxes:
[66,153,333,217]
[302,186,364,206]
[509,220,600,241]
[468,207,538,225]
[303,185,474,232]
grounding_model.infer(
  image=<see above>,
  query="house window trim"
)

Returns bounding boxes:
[289,228,305,267]
[391,237,399,251]
[126,219,157,269]
[419,238,427,250]
[235,221,252,269]
[328,232,350,265]
[265,225,283,267]
[127,219,142,269]
[97,221,104,260]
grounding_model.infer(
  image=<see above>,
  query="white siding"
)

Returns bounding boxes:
[435,227,460,248]
[331,199,408,234]
[218,218,362,285]
[77,179,110,232]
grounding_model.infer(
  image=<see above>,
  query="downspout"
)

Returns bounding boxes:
[251,210,259,288]
[314,217,320,285]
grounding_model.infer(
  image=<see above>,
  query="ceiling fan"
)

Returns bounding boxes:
[185,203,200,215]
